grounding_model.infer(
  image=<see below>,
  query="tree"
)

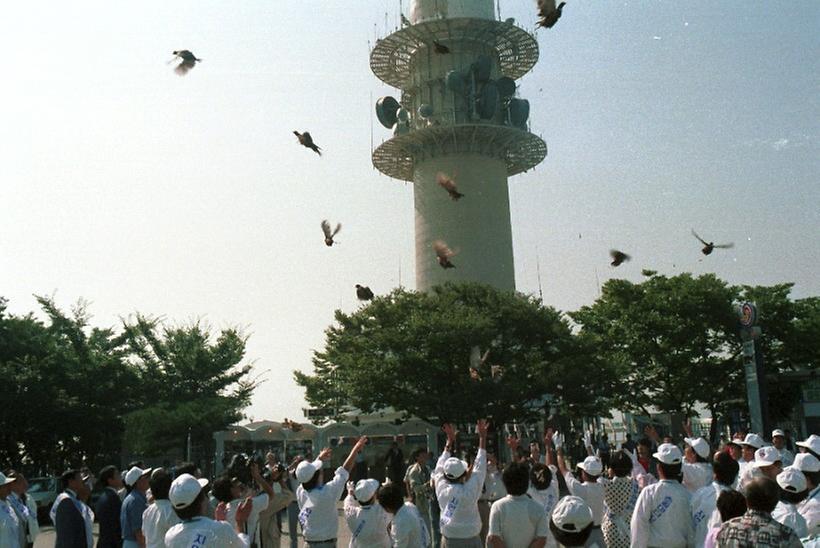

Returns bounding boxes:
[121,316,261,457]
[570,273,743,442]
[295,282,610,426]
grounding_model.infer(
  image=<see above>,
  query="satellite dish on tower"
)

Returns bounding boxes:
[477,81,499,119]
[508,98,530,129]
[446,70,466,94]
[496,77,516,99]
[376,96,401,129]
[473,55,492,82]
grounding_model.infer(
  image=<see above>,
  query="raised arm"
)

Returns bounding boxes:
[435,423,457,475]
[250,462,274,499]
[343,436,368,472]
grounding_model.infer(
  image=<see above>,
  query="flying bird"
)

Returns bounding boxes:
[401,13,411,26]
[537,1,566,29]
[691,229,734,255]
[294,131,321,155]
[171,50,201,76]
[355,284,374,301]
[433,40,450,54]
[609,249,631,267]
[433,240,457,269]
[321,220,341,246]
[437,172,464,200]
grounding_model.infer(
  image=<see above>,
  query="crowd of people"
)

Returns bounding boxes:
[0,425,817,547]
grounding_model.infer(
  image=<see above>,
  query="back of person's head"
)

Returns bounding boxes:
[777,468,809,505]
[657,461,682,481]
[174,489,205,520]
[716,489,747,522]
[713,451,740,486]
[549,496,593,546]
[638,437,652,449]
[501,462,529,496]
[610,450,632,478]
[149,468,172,500]
[211,476,233,503]
[175,462,199,477]
[60,469,81,491]
[411,448,425,461]
[377,482,403,514]
[745,477,780,513]
[98,465,118,488]
[530,463,553,490]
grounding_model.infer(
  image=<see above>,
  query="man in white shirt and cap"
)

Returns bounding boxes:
[0,471,22,548]
[121,466,152,548]
[549,496,598,548]
[6,470,37,548]
[556,446,604,546]
[690,450,739,546]
[296,436,368,547]
[739,446,783,493]
[630,443,693,548]
[772,467,809,537]
[797,434,820,460]
[343,478,391,547]
[164,473,252,548]
[772,429,795,467]
[432,420,488,548]
[793,452,820,535]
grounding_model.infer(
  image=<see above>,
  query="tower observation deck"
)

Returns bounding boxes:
[370,0,547,291]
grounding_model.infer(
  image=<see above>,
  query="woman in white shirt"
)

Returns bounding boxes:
[343,479,391,547]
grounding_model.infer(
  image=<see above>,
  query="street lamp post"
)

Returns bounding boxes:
[738,302,769,435]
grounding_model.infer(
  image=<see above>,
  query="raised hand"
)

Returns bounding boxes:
[476,419,489,437]
[318,447,333,461]
[214,501,228,521]
[442,423,457,443]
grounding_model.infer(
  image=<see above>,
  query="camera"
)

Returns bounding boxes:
[226,452,266,486]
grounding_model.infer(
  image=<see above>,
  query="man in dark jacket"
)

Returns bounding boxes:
[52,469,93,548]
[95,465,124,548]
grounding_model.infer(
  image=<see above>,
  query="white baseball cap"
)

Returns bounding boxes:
[551,495,593,532]
[771,429,785,438]
[443,458,468,480]
[752,446,782,468]
[684,437,710,459]
[793,452,820,473]
[353,479,380,503]
[169,474,209,509]
[653,443,683,465]
[0,472,16,486]
[576,456,603,476]
[739,433,764,449]
[125,466,152,487]
[295,459,323,484]
[796,434,820,455]
[777,467,807,493]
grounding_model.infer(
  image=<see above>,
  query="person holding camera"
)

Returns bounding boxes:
[213,460,274,548]
[258,457,296,548]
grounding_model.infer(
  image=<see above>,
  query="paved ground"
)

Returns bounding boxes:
[34,506,354,547]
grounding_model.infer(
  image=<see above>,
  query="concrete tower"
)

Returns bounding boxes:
[370,0,546,291]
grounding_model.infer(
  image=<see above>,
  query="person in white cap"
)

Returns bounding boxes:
[141,468,180,548]
[738,433,764,467]
[486,461,548,548]
[772,467,809,537]
[121,466,152,548]
[681,437,712,493]
[630,443,693,547]
[164,473,252,547]
[296,435,368,547]
[343,478,391,547]
[0,471,22,548]
[690,450,740,546]
[432,420,488,547]
[739,446,783,494]
[556,441,604,545]
[549,496,597,547]
[378,481,430,548]
[798,434,820,460]
[772,429,795,467]
[793,452,820,535]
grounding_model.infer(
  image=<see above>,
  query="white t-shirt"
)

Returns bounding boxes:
[226,493,269,546]
[142,499,181,548]
[690,481,732,547]
[297,466,350,542]
[630,479,693,548]
[487,495,548,548]
[800,486,819,535]
[563,471,604,526]
[343,495,391,548]
[433,448,487,539]
[682,462,712,493]
[164,516,249,548]
[391,502,430,548]
[0,499,21,548]
[773,500,808,538]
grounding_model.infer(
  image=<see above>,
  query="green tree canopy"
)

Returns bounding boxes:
[295,282,613,426]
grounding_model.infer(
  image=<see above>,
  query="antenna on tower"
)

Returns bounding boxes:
[535,248,544,302]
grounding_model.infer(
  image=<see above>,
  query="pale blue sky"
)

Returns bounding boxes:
[1,1,818,422]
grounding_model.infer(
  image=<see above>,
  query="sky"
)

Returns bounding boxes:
[1,1,818,424]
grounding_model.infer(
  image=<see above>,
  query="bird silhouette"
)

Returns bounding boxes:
[321,220,341,246]
[294,131,321,155]
[433,40,450,54]
[433,240,457,269]
[537,1,566,29]
[610,249,631,267]
[437,172,464,200]
[355,284,374,301]
[401,13,411,26]
[691,229,734,255]
[171,50,201,76]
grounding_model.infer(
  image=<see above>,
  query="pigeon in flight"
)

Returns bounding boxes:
[355,284,374,301]
[610,249,630,267]
[437,172,464,201]
[433,240,457,269]
[171,50,201,76]
[294,131,321,155]
[691,229,734,255]
[433,40,450,54]
[537,1,566,29]
[321,220,341,246]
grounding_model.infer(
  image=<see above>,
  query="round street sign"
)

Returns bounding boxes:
[739,302,758,327]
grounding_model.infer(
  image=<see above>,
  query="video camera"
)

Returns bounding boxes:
[226,451,266,486]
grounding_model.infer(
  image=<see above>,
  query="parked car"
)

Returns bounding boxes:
[28,476,59,522]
